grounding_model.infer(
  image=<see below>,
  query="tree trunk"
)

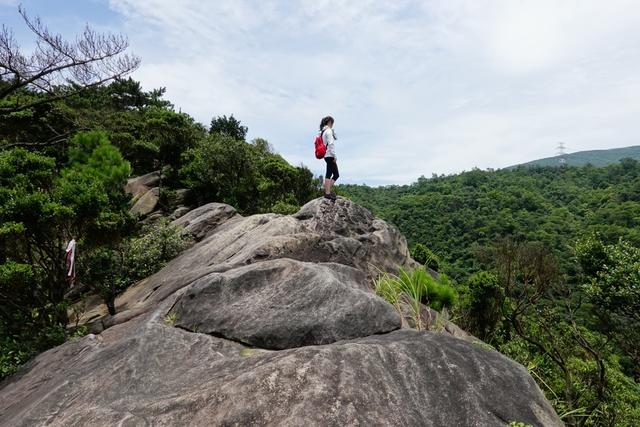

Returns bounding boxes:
[106,297,116,316]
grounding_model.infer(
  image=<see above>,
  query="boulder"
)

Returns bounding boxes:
[103,198,414,326]
[172,258,401,349]
[125,171,161,199]
[173,188,191,205]
[172,202,238,241]
[130,187,159,216]
[169,206,191,220]
[0,307,561,426]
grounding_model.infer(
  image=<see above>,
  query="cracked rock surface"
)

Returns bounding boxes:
[0,198,562,426]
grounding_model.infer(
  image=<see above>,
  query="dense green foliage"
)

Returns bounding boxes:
[0,77,317,379]
[410,243,440,270]
[180,134,315,213]
[209,114,248,141]
[80,219,191,315]
[0,130,132,377]
[343,163,640,426]
[342,161,640,280]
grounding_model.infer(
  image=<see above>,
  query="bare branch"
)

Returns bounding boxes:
[0,6,140,111]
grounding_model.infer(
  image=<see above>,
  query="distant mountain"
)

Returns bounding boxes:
[512,145,640,168]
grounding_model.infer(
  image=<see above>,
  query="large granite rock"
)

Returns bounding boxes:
[130,187,159,216]
[172,202,238,241]
[0,197,562,426]
[172,258,401,349]
[0,305,560,426]
[88,197,413,330]
[125,171,161,200]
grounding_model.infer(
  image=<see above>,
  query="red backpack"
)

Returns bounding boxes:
[314,131,326,159]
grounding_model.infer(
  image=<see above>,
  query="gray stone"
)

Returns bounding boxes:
[0,306,561,426]
[172,258,401,349]
[172,202,238,241]
[102,198,415,327]
[125,171,161,199]
[129,187,159,216]
[169,206,191,220]
[173,188,191,205]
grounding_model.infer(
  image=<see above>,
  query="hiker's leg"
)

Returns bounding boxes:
[324,158,334,195]
[327,160,339,192]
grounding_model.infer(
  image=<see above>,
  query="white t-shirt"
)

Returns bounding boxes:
[322,126,336,158]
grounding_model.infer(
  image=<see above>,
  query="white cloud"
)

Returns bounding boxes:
[106,0,640,184]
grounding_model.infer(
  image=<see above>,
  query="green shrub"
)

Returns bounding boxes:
[125,218,191,280]
[158,187,177,211]
[411,243,440,271]
[271,201,299,215]
[422,273,456,310]
[0,336,32,378]
[80,218,191,315]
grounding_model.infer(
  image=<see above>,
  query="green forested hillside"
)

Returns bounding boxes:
[341,163,640,425]
[342,162,640,280]
[513,145,640,168]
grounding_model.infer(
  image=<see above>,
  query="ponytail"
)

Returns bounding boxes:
[319,116,334,132]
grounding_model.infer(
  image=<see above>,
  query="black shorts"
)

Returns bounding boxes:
[325,157,339,180]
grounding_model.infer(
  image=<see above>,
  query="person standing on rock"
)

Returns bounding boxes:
[320,116,339,200]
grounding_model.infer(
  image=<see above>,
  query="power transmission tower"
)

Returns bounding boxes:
[557,142,567,166]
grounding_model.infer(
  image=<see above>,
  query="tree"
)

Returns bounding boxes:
[464,271,503,341]
[0,132,130,370]
[209,114,248,141]
[0,6,140,114]
[80,219,189,315]
[181,134,259,212]
[251,138,274,155]
[577,236,640,380]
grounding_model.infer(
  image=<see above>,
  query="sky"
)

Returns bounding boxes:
[3,0,640,185]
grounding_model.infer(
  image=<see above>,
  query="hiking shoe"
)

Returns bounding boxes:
[324,193,334,200]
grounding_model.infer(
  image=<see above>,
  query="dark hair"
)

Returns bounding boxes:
[319,116,334,132]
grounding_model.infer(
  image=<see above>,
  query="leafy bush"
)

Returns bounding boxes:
[125,218,191,279]
[423,273,457,311]
[80,219,191,315]
[271,201,299,215]
[411,243,440,271]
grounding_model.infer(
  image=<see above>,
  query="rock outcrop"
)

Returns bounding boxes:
[130,187,159,216]
[0,197,562,427]
[172,202,238,241]
[171,258,401,349]
[125,171,161,200]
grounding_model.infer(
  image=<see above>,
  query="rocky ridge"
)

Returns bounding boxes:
[0,196,562,426]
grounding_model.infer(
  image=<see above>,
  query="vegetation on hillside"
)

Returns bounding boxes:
[515,145,640,168]
[342,164,640,426]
